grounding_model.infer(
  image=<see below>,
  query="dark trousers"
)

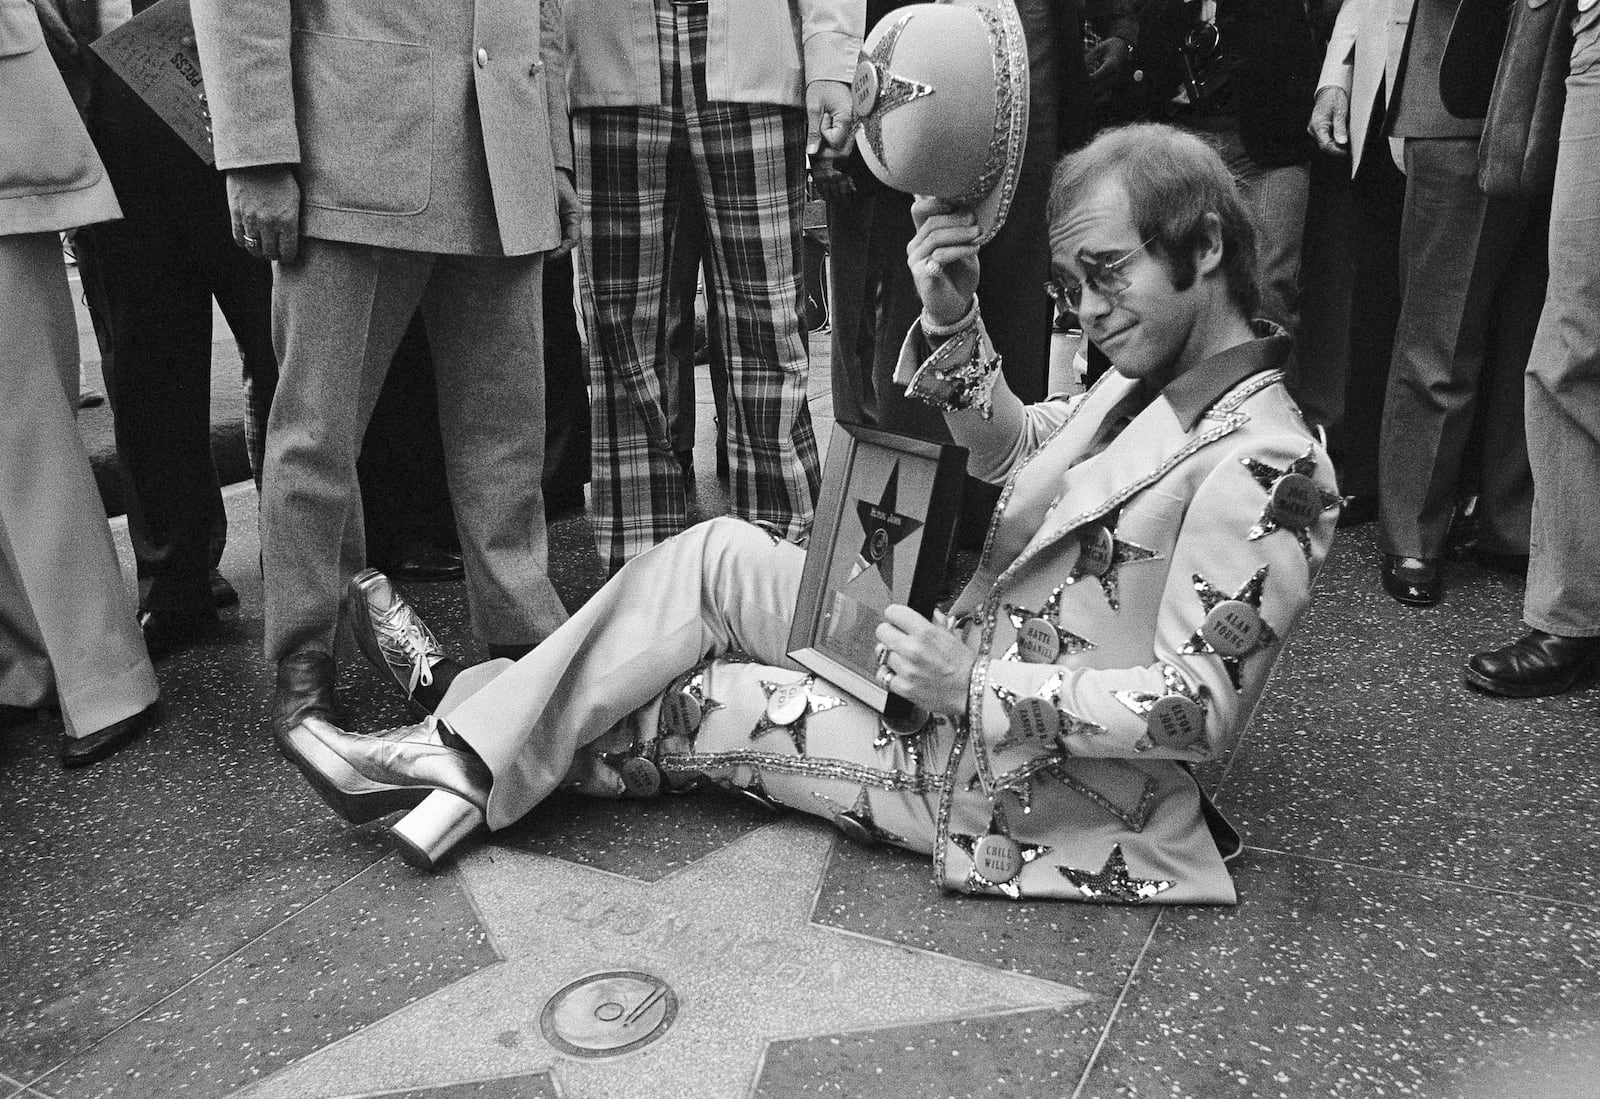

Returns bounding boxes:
[75,75,277,614]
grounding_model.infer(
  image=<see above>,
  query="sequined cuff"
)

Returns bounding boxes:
[904,308,1002,419]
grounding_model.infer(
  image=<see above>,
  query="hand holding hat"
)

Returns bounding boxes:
[907,196,982,328]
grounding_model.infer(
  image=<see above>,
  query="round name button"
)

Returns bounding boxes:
[1009,696,1063,744]
[661,691,703,738]
[1146,695,1204,749]
[620,756,663,797]
[973,834,1024,884]
[765,683,809,726]
[1016,618,1061,663]
[1269,472,1324,530]
[1077,524,1115,577]
[1201,600,1264,657]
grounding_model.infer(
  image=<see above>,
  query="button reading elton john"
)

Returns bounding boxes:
[764,682,809,726]
[661,691,703,738]
[852,57,882,117]
[1268,472,1323,530]
[973,834,1024,884]
[620,756,662,797]
[1009,697,1063,744]
[1016,618,1061,663]
[1145,695,1204,749]
[1078,524,1116,577]
[1201,600,1264,657]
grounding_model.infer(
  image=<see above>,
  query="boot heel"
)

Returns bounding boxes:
[390,789,483,869]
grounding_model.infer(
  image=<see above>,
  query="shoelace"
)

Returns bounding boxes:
[377,602,443,693]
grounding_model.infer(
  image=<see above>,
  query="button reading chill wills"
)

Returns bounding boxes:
[972,834,1024,884]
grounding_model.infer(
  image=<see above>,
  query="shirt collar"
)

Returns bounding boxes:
[1158,321,1292,432]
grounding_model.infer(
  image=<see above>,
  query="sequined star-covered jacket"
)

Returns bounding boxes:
[896,310,1339,904]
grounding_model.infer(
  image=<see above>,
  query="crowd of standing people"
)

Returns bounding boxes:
[1,0,1596,896]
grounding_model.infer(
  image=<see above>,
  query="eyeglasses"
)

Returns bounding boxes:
[1043,236,1156,318]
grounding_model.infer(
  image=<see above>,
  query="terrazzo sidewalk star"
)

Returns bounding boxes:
[235,822,1091,1099]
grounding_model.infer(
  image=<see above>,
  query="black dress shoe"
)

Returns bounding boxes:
[61,701,160,768]
[1465,630,1600,698]
[1380,554,1441,606]
[1337,494,1378,528]
[271,652,339,741]
[140,605,220,660]
[210,569,240,608]
[383,543,465,583]
[1472,548,1530,576]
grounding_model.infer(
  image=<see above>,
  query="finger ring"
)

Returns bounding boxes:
[875,663,894,689]
[242,234,259,247]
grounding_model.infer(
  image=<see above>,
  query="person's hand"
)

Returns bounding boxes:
[225,164,301,263]
[1308,85,1351,157]
[805,79,856,158]
[1085,35,1133,90]
[549,168,581,261]
[809,147,855,204]
[874,605,977,718]
[907,195,981,327]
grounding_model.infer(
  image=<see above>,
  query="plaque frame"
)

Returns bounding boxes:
[788,423,966,722]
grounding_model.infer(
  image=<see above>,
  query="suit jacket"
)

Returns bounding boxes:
[192,0,571,256]
[1319,0,1411,176]
[565,0,862,109]
[0,0,120,236]
[897,314,1338,903]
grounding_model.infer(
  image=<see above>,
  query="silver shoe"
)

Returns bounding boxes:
[346,568,448,716]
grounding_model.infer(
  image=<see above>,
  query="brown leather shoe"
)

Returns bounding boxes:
[271,652,338,741]
[1465,630,1600,698]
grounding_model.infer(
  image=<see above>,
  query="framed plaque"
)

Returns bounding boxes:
[788,423,966,722]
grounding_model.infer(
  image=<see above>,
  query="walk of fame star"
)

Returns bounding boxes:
[950,804,1052,899]
[1062,509,1161,611]
[849,462,922,589]
[751,676,846,754]
[1002,585,1095,662]
[1241,450,1340,558]
[238,826,1089,1099]
[811,786,906,847]
[989,670,1106,752]
[1113,663,1211,753]
[1181,565,1279,691]
[854,16,935,167]
[1058,843,1174,903]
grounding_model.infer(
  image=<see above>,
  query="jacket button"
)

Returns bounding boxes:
[476,47,489,67]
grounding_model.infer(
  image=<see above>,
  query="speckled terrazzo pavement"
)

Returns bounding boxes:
[5,370,1599,1098]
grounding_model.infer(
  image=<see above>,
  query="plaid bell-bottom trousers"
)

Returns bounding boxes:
[573,1,820,573]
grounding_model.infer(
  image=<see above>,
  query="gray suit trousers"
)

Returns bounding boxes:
[264,238,568,660]
[1378,137,1546,559]
[0,232,159,737]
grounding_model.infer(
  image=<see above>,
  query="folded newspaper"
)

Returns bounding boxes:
[90,0,212,164]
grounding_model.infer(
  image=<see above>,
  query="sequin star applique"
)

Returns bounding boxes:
[849,462,923,589]
[1058,844,1174,903]
[657,667,726,752]
[812,787,907,847]
[1001,585,1095,663]
[728,770,784,812]
[1241,450,1340,558]
[990,671,1105,752]
[873,711,936,773]
[751,676,847,754]
[1181,566,1280,691]
[950,804,1052,899]
[1062,509,1161,611]
[854,17,936,166]
[1113,664,1211,753]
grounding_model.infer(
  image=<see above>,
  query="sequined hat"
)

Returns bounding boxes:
[851,0,1029,246]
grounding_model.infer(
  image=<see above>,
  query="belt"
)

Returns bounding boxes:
[668,0,708,7]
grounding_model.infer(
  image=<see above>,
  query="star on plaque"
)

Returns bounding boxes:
[1181,565,1280,691]
[1058,844,1174,903]
[849,462,923,589]
[751,676,847,754]
[854,17,936,166]
[990,671,1106,752]
[812,787,907,847]
[1062,509,1161,611]
[1002,585,1095,663]
[1114,663,1211,753]
[950,804,1053,899]
[1241,451,1340,558]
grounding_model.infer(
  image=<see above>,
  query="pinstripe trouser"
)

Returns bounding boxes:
[574,1,820,573]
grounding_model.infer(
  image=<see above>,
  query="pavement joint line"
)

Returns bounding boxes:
[1070,909,1165,1099]
[16,851,396,1096]
[1240,844,1600,913]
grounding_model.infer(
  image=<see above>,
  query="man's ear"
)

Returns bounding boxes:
[1193,212,1226,280]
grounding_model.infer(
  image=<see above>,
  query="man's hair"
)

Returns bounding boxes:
[1046,123,1261,319]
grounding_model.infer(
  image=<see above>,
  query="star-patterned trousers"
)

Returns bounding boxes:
[572,0,820,573]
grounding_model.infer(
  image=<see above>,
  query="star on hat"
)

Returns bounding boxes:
[854,16,936,167]
[751,675,847,754]
[1241,450,1340,558]
[1181,565,1280,691]
[1058,844,1174,903]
